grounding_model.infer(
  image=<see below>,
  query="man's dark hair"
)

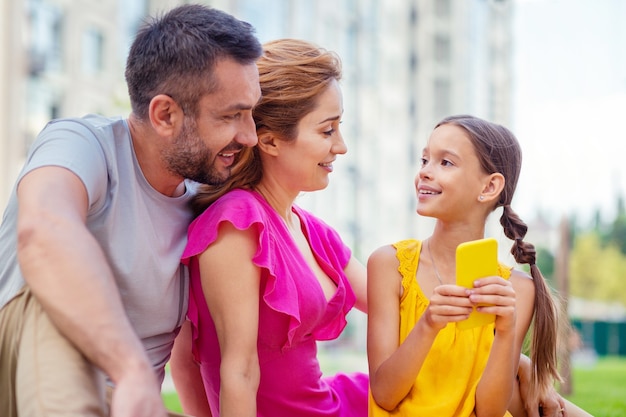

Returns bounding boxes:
[125,4,262,119]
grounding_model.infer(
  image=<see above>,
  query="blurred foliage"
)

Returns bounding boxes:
[536,246,555,287]
[567,194,626,304]
[604,196,626,254]
[569,233,626,305]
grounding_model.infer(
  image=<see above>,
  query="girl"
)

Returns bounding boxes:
[367,115,562,417]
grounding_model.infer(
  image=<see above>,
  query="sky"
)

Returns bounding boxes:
[511,0,626,226]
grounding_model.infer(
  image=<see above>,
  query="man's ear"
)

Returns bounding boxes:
[479,173,505,204]
[257,131,280,156]
[148,94,184,137]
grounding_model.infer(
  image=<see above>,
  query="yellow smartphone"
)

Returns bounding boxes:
[455,238,501,330]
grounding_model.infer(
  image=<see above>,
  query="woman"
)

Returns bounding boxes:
[178,39,368,417]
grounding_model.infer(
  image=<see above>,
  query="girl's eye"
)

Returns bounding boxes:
[442,159,453,167]
[420,157,428,167]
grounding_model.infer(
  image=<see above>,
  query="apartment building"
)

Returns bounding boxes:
[1,0,512,256]
[0,0,141,209]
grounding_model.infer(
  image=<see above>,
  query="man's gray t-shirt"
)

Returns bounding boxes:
[0,114,197,384]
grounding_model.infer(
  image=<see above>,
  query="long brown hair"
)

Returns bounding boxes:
[436,115,562,400]
[191,39,342,215]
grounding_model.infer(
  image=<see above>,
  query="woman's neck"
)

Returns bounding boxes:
[254,183,298,226]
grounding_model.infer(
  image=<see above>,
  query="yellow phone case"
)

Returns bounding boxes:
[455,238,500,330]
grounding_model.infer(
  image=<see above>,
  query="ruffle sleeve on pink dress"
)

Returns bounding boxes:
[182,189,368,417]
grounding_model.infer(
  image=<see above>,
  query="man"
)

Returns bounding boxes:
[0,5,262,417]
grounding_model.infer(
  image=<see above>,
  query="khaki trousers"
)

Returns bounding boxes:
[0,286,189,417]
[0,286,107,416]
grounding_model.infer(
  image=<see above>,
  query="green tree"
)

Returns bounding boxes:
[606,194,626,255]
[536,246,555,287]
[569,232,626,305]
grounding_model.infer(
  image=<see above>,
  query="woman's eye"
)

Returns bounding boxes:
[323,128,335,136]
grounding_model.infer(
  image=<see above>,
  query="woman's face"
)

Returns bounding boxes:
[273,79,346,193]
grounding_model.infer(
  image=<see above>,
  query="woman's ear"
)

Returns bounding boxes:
[479,173,505,204]
[148,94,185,137]
[257,131,280,156]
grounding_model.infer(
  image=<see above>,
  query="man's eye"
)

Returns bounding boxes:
[224,113,241,121]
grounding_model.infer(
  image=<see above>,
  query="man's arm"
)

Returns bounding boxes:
[16,166,168,417]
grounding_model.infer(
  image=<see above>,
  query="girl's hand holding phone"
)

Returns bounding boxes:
[469,276,516,332]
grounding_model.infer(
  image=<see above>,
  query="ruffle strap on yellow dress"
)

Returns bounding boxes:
[369,239,513,417]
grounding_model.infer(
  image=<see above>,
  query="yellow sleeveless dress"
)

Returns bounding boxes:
[369,239,513,417]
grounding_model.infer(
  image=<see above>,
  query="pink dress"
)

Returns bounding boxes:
[182,189,368,417]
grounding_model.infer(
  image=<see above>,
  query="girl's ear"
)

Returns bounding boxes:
[478,173,505,204]
[257,131,280,156]
[149,94,185,137]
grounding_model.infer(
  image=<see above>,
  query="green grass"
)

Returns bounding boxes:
[163,391,183,413]
[563,356,626,417]
[162,356,626,416]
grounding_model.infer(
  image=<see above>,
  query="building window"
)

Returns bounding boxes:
[434,0,451,18]
[82,27,104,75]
[238,0,288,43]
[434,34,450,64]
[28,2,64,75]
[434,78,451,119]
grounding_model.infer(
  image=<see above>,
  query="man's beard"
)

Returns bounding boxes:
[163,117,230,185]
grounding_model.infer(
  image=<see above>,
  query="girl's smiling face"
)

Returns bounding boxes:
[415,123,491,222]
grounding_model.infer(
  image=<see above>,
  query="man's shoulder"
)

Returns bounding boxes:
[29,115,132,198]
[46,114,125,134]
[41,114,130,155]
